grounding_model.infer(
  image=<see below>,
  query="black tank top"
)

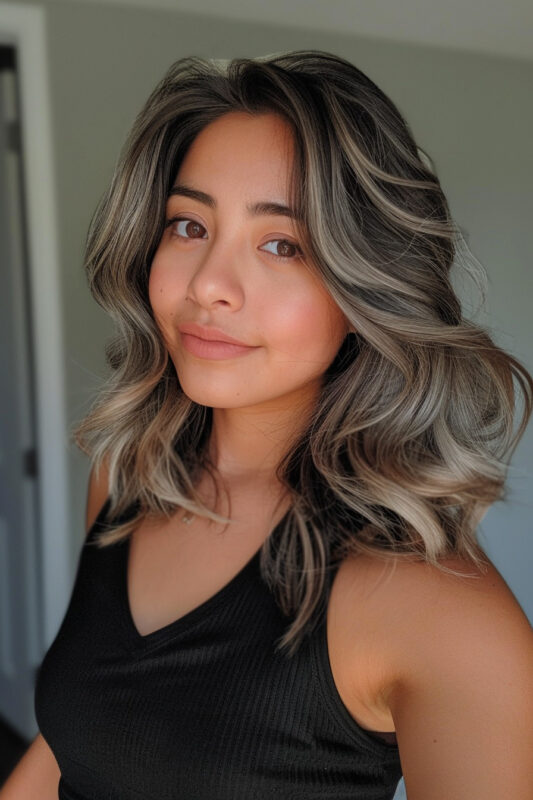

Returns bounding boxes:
[35,499,402,800]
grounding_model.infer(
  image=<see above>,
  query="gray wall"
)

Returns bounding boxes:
[13,2,533,614]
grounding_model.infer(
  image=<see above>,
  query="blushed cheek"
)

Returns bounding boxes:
[296,293,344,346]
[149,262,175,312]
[147,269,173,343]
[147,263,162,311]
[267,302,335,370]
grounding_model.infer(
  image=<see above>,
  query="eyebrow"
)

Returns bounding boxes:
[168,183,300,221]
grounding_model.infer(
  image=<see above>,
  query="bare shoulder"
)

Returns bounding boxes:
[337,551,533,797]
[337,549,533,681]
[343,545,527,613]
[85,456,111,534]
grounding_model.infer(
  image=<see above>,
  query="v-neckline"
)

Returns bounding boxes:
[119,531,264,649]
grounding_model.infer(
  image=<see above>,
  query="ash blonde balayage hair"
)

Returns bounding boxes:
[74,50,533,656]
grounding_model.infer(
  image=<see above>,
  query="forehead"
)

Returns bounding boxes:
[176,111,295,190]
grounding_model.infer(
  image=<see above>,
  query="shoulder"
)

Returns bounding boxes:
[336,550,533,685]
[85,456,111,534]
[337,547,531,628]
[336,551,533,796]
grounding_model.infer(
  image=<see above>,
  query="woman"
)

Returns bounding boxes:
[3,50,532,800]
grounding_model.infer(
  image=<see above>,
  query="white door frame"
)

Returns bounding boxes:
[0,2,70,651]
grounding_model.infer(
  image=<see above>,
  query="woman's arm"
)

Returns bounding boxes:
[383,556,533,799]
[0,732,60,799]
[1,459,111,798]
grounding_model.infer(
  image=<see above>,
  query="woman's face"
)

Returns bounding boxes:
[149,111,348,415]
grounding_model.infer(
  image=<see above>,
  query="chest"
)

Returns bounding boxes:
[126,511,396,736]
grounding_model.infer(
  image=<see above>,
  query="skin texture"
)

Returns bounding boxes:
[149,111,349,479]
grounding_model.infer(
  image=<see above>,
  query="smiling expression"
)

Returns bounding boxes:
[148,111,349,414]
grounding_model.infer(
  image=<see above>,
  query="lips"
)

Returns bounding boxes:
[177,322,258,361]
[177,322,252,347]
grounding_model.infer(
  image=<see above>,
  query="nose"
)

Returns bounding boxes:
[185,237,245,311]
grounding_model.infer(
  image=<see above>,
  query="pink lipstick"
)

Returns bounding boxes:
[177,322,258,360]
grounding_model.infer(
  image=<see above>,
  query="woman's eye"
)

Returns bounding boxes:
[261,239,303,261]
[166,217,207,239]
[164,218,301,262]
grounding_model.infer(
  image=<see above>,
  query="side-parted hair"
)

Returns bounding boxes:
[74,50,533,656]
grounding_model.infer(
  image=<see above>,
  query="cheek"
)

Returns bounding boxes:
[147,263,164,313]
[147,259,181,337]
[266,284,346,360]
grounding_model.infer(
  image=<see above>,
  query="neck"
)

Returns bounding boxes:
[207,392,317,487]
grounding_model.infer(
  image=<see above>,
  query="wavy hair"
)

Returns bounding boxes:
[73,50,533,656]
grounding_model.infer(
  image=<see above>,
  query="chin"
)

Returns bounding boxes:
[176,377,255,409]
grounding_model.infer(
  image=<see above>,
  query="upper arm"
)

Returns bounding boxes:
[85,457,111,534]
[0,732,60,799]
[384,559,533,799]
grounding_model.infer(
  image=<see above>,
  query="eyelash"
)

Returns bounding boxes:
[164,216,303,262]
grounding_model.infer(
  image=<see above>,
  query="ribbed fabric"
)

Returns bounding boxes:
[35,500,402,800]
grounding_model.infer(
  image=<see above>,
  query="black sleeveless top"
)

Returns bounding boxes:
[35,500,402,800]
